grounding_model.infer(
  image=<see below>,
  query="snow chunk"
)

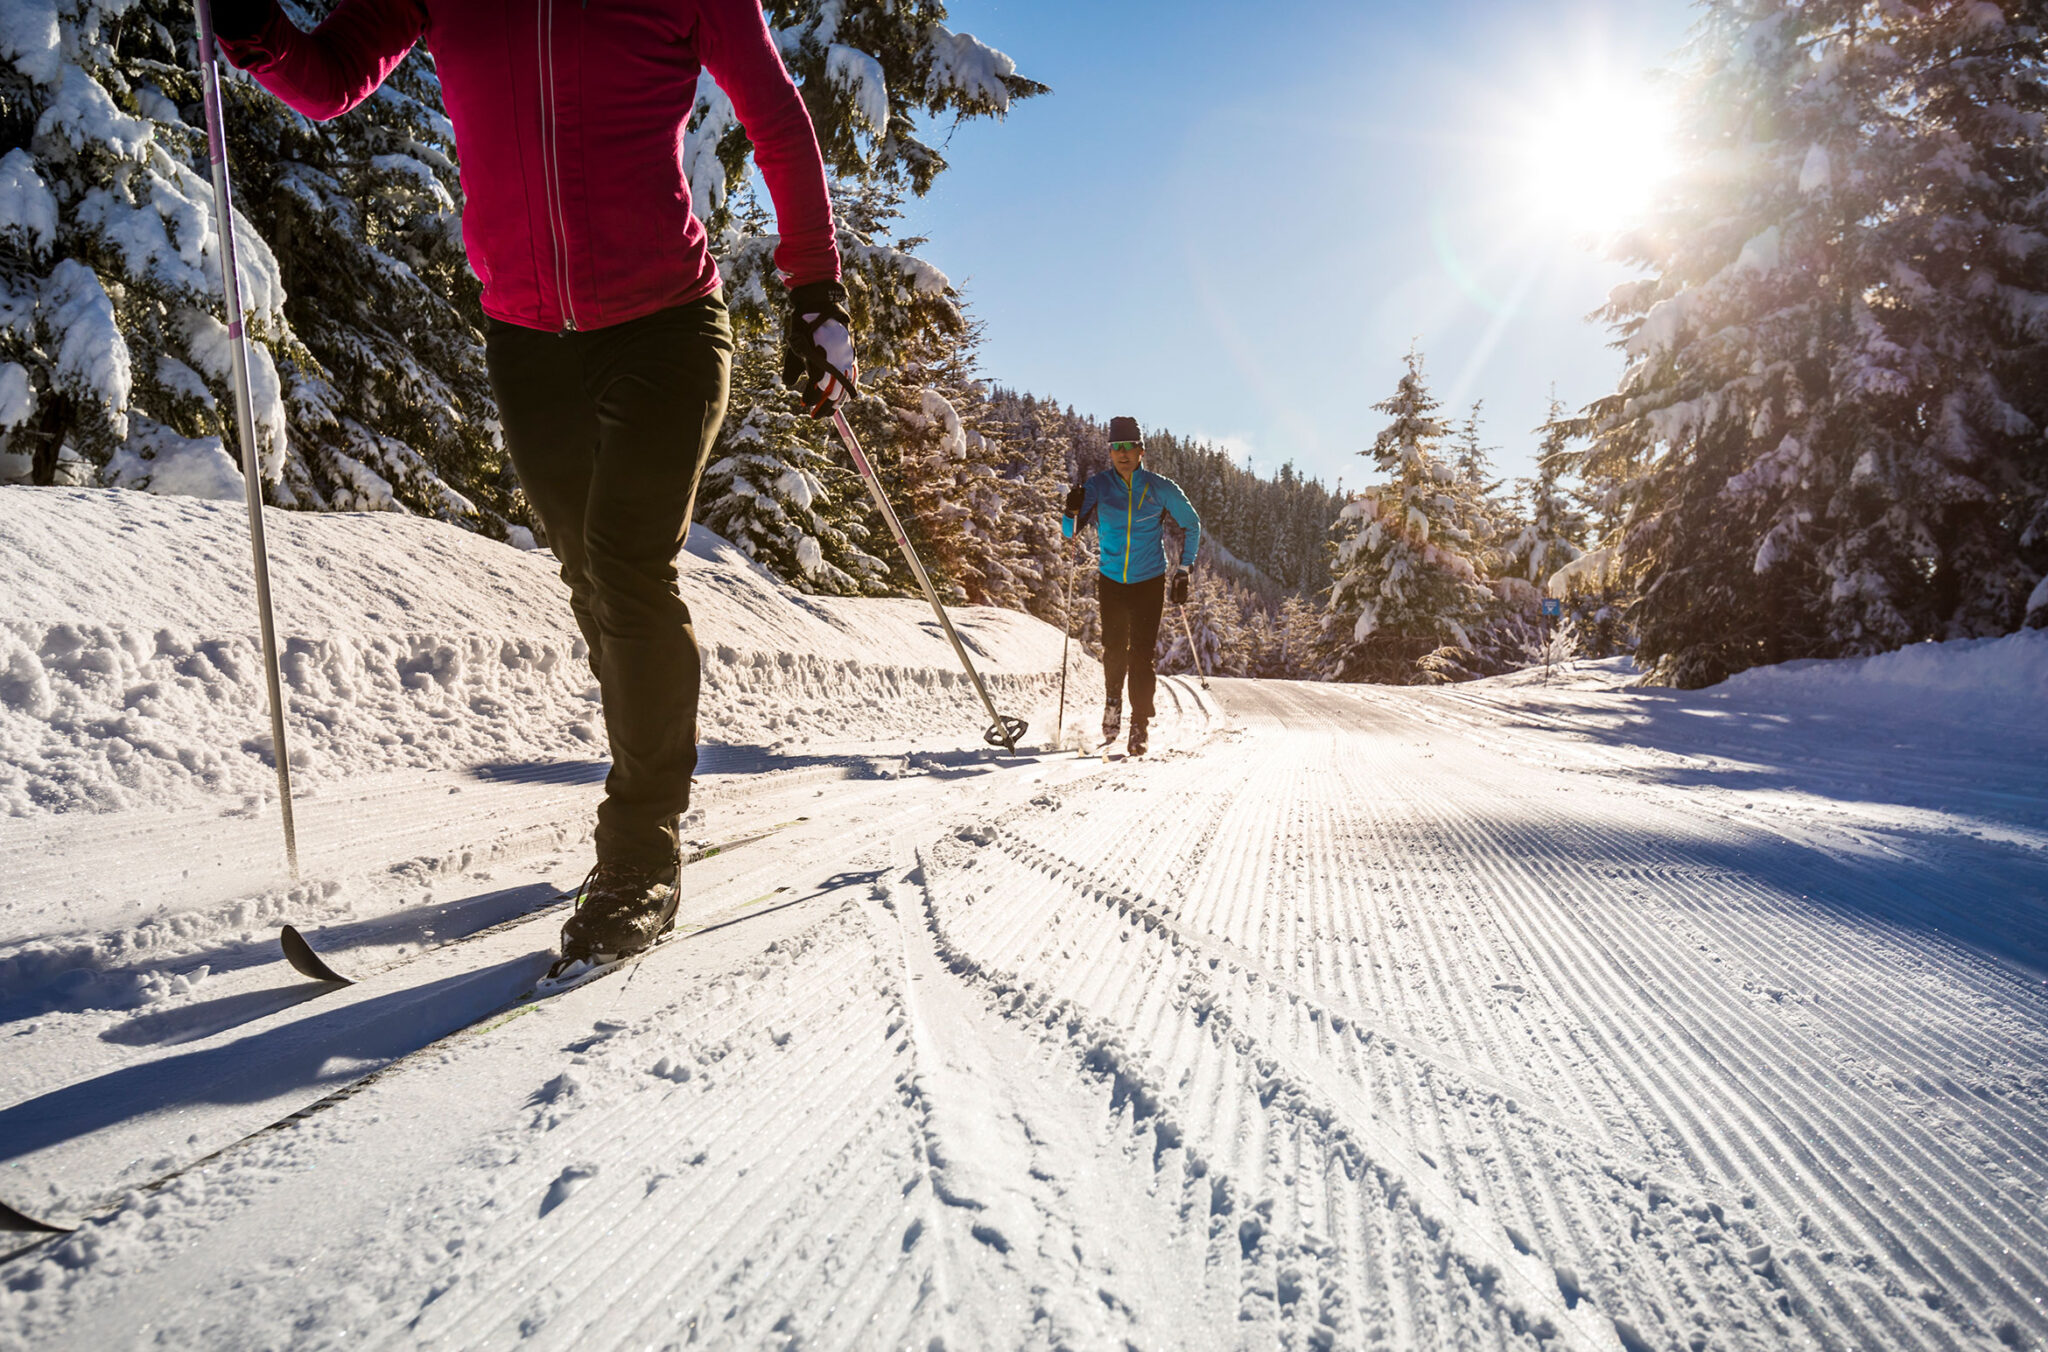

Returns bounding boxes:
[179,307,288,482]
[845,239,952,297]
[368,153,454,210]
[925,24,1017,111]
[921,388,965,460]
[155,354,215,408]
[1547,545,1622,598]
[37,64,152,158]
[771,465,813,510]
[0,362,32,431]
[1737,225,1781,272]
[0,149,57,256]
[1962,0,2008,31]
[2028,574,2048,625]
[685,76,737,223]
[134,83,184,126]
[0,0,60,86]
[43,260,131,432]
[1629,295,1687,358]
[1798,143,1831,195]
[825,44,888,134]
[104,418,246,501]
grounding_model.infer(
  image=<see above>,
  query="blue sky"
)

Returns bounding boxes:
[896,0,1697,490]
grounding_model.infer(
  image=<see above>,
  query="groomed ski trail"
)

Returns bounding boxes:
[4,675,2046,1352]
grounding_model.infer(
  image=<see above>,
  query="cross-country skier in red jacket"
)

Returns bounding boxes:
[213,0,858,971]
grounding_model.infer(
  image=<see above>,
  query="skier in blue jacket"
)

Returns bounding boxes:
[1062,416,1201,755]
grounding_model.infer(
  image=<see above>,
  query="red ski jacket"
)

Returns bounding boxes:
[219,0,841,332]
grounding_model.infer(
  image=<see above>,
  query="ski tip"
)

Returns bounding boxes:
[0,1199,72,1236]
[279,924,353,984]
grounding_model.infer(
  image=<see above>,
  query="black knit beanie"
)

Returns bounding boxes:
[1108,416,1142,444]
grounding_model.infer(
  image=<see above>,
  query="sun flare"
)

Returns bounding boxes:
[1514,79,1676,236]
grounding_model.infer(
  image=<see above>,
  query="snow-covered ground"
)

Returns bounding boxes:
[4,486,2047,1351]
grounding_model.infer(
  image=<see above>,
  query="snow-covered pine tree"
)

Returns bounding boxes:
[225,0,504,524]
[687,2,1045,595]
[884,350,1018,605]
[1587,0,2048,685]
[2,0,293,495]
[2,0,515,530]
[1323,350,1497,683]
[1156,569,1249,678]
[1449,400,1510,570]
[1269,593,1326,679]
[981,387,1071,623]
[696,311,889,591]
[1503,395,1588,590]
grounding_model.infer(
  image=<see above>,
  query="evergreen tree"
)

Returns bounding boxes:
[1588,0,2048,685]
[1449,400,1510,570]
[850,323,1063,612]
[1,0,516,530]
[996,394,1070,623]
[1503,395,1588,589]
[689,2,1046,596]
[1324,350,1496,683]
[230,0,504,523]
[696,316,889,591]
[1270,593,1327,679]
[2,0,294,494]
[1157,570,1251,678]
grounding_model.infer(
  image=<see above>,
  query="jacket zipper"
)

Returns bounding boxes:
[1122,473,1155,581]
[1122,478,1132,581]
[1121,471,1149,583]
[537,0,580,331]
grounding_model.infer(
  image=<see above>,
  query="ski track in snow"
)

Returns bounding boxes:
[5,675,2048,1351]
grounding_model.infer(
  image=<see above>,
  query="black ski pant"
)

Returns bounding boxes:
[486,294,733,868]
[1098,573,1165,720]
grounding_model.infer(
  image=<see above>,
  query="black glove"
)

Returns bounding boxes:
[211,0,276,41]
[1170,569,1190,606]
[780,280,857,418]
[1063,483,1085,518]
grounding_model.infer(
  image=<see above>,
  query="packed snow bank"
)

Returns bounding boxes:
[1720,628,2048,707]
[0,487,1072,817]
[1476,631,2047,712]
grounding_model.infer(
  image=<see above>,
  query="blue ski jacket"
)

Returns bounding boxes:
[1063,467,1201,584]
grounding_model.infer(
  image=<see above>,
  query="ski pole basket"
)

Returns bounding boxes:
[985,716,1028,749]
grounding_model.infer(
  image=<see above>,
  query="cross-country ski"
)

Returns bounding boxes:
[7,0,2048,1348]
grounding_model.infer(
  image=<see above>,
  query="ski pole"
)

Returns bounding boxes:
[194,0,300,880]
[1175,579,1209,689]
[829,407,1026,753]
[1054,555,1073,751]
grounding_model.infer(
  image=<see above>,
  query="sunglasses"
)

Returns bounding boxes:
[1110,441,1141,451]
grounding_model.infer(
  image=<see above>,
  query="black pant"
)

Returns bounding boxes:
[486,296,733,866]
[1098,573,1165,719]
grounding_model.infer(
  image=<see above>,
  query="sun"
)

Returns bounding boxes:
[1513,78,1676,236]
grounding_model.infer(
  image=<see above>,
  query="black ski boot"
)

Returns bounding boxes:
[1128,714,1150,756]
[1102,695,1122,747]
[551,855,682,976]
